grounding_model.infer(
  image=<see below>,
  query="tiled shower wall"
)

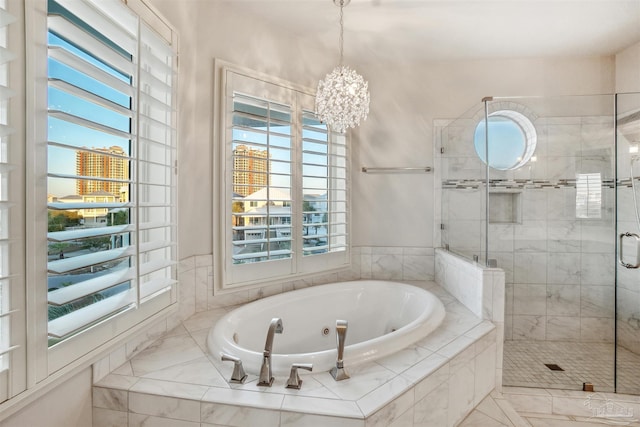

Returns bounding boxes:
[440,110,616,345]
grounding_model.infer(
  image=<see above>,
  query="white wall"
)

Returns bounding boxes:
[149,0,337,260]
[0,369,92,427]
[352,57,615,247]
[616,41,640,93]
[150,0,617,256]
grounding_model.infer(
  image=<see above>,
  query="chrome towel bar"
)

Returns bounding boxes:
[361,166,432,173]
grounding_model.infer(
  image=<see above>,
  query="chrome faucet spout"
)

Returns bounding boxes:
[258,317,283,387]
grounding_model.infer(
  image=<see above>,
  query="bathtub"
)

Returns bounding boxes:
[207,280,446,376]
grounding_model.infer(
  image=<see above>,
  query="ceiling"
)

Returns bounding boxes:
[222,0,640,64]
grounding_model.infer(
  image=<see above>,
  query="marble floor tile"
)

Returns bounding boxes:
[524,416,629,426]
[503,340,640,392]
[475,394,518,426]
[459,410,512,426]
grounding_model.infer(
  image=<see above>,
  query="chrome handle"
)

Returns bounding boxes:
[220,353,248,384]
[619,232,640,269]
[286,363,313,390]
[335,320,348,368]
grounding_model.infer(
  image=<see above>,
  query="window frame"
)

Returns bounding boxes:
[0,0,27,404]
[27,0,178,379]
[214,62,351,290]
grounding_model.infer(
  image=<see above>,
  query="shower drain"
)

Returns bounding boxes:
[544,363,564,371]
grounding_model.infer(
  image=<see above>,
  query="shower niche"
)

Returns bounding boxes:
[489,192,522,224]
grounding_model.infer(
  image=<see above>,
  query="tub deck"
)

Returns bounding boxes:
[93,281,499,427]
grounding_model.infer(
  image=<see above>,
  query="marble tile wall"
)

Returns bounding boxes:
[358,246,436,282]
[434,248,505,393]
[441,115,617,345]
[499,184,616,344]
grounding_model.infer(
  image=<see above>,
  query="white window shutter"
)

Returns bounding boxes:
[46,0,177,343]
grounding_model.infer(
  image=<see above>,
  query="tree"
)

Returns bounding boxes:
[302,200,315,212]
[48,210,80,232]
[107,210,129,226]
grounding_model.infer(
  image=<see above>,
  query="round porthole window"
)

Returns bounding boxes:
[473,110,537,170]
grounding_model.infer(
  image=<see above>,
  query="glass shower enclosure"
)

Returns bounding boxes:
[439,93,640,394]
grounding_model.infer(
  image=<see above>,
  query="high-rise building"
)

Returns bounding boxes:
[76,146,129,200]
[232,145,269,197]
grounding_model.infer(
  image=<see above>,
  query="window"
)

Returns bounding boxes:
[474,110,537,170]
[576,173,602,219]
[40,0,177,369]
[221,68,349,287]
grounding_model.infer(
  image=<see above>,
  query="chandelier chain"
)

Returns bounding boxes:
[339,1,344,66]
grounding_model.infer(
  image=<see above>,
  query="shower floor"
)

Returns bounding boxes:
[503,340,640,393]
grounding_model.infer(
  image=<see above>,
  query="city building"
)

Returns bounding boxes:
[75,146,129,199]
[232,144,269,197]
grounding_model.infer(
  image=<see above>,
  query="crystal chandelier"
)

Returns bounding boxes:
[315,0,370,133]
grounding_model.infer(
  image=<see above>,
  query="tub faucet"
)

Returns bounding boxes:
[220,353,247,384]
[330,319,350,381]
[286,363,313,390]
[258,317,283,387]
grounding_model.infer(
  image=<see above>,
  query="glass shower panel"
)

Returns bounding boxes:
[616,92,640,395]
[440,103,488,264]
[491,95,617,392]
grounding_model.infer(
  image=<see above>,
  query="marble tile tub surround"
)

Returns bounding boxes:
[93,281,499,427]
[92,247,437,386]
[435,248,506,394]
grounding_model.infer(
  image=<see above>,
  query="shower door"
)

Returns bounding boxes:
[616,92,640,395]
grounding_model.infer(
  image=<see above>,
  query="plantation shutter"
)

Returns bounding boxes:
[223,70,349,287]
[46,0,176,342]
[301,110,348,256]
[0,0,25,402]
[231,93,293,264]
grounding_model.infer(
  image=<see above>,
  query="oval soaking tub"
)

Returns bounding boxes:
[207,280,446,376]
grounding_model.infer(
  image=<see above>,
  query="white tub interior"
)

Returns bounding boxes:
[207,280,446,375]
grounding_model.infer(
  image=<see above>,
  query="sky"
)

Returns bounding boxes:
[47,31,131,197]
[474,116,527,171]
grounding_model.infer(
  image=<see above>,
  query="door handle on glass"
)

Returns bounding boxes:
[619,232,640,269]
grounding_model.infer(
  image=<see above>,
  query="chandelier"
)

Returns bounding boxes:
[315,0,370,133]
